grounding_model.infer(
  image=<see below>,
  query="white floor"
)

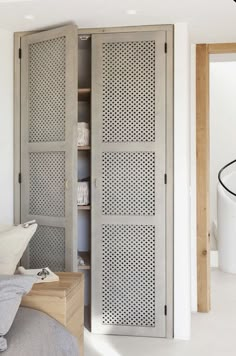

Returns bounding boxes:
[85,269,236,356]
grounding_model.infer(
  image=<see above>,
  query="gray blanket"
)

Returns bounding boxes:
[4,307,79,356]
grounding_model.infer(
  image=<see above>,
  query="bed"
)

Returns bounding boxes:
[4,307,80,356]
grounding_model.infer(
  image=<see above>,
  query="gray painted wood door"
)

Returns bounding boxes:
[91,31,167,337]
[20,25,78,272]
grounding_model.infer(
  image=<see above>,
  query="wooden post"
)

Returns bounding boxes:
[196,44,211,312]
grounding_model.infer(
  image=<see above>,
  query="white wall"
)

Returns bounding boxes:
[190,44,197,313]
[174,23,191,339]
[0,29,13,224]
[210,60,236,250]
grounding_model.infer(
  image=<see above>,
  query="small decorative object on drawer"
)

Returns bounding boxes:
[77,182,89,206]
[17,266,59,283]
[77,122,90,146]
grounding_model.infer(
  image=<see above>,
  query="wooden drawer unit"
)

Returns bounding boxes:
[21,272,84,355]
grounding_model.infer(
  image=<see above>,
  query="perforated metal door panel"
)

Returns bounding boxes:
[29,225,65,271]
[91,31,166,337]
[21,25,78,272]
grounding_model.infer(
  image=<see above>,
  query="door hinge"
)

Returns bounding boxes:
[18,173,22,184]
[18,48,22,59]
[164,305,167,316]
[164,42,167,53]
[164,174,167,185]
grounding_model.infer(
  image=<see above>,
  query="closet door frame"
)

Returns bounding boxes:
[14,24,173,337]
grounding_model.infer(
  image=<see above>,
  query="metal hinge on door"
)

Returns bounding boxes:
[18,173,22,184]
[164,43,167,53]
[18,48,22,59]
[164,305,167,316]
[164,174,167,185]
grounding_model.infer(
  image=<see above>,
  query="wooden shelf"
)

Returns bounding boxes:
[78,251,90,270]
[78,88,91,94]
[78,205,91,210]
[77,145,91,151]
[78,88,91,101]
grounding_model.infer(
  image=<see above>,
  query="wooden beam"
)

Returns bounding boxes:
[209,43,236,54]
[196,44,211,312]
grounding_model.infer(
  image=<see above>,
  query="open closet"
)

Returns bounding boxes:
[14,24,174,338]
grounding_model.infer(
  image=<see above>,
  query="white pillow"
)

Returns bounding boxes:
[0,224,37,275]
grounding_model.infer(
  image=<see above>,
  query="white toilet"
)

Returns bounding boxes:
[218,171,236,273]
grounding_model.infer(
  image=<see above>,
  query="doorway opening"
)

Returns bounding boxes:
[196,44,236,312]
[210,54,236,268]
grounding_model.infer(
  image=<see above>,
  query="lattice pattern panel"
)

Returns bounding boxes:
[102,41,156,143]
[29,37,66,143]
[102,224,156,326]
[29,152,65,217]
[102,152,155,216]
[29,225,65,271]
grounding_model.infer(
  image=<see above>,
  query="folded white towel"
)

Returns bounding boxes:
[78,255,85,266]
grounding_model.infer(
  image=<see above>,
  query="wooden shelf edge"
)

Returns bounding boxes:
[78,88,91,101]
[78,265,91,270]
[77,145,91,151]
[78,88,91,94]
[78,205,91,210]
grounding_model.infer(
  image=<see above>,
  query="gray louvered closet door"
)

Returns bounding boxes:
[91,31,167,337]
[20,25,78,272]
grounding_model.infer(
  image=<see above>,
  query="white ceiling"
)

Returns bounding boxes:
[0,0,236,43]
